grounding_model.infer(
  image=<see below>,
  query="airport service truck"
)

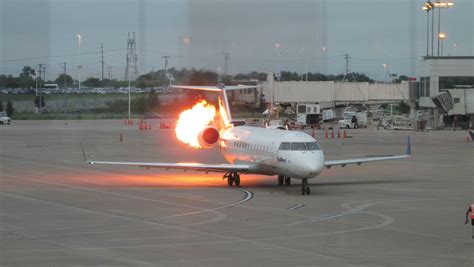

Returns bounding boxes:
[338,111,367,129]
[296,103,321,128]
[0,111,11,125]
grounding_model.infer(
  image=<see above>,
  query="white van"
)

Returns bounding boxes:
[0,111,11,125]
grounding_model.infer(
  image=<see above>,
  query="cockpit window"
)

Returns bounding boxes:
[279,142,321,151]
[278,142,290,150]
[290,142,307,150]
[305,142,321,150]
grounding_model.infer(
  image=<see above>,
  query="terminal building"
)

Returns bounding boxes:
[231,57,473,130]
[418,56,474,128]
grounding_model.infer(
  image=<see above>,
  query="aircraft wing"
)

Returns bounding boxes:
[86,160,250,173]
[324,155,409,168]
[324,136,412,168]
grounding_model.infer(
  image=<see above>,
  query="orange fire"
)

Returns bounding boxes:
[175,100,217,148]
[218,96,231,130]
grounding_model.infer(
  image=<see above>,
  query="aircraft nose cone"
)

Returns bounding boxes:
[298,152,324,178]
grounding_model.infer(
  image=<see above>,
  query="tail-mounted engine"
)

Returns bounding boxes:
[197,126,220,148]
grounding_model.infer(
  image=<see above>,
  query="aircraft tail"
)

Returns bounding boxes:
[171,84,260,128]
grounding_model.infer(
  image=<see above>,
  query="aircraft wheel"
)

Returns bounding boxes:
[284,177,291,185]
[234,174,240,187]
[277,175,284,186]
[227,174,234,186]
[301,179,309,195]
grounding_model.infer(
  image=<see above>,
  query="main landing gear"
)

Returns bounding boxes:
[301,179,310,195]
[277,175,291,186]
[224,172,240,187]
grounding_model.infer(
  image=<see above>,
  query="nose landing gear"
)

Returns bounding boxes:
[224,172,240,187]
[301,179,310,195]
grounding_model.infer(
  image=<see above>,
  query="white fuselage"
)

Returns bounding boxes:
[219,126,325,180]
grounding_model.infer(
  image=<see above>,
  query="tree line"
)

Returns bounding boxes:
[1,66,410,90]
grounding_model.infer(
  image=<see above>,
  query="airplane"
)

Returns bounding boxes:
[84,84,411,195]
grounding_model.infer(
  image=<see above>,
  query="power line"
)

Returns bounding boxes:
[0,48,126,63]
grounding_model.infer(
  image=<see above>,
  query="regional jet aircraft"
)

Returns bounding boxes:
[85,84,411,195]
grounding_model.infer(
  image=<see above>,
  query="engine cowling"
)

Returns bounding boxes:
[197,126,220,148]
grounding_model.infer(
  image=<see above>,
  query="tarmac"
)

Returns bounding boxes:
[0,120,473,266]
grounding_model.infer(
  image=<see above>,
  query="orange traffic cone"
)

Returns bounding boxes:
[148,123,152,130]
[331,130,334,139]
[325,129,328,139]
[337,129,341,138]
[343,130,347,139]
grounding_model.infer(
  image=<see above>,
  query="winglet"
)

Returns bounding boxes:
[406,136,411,156]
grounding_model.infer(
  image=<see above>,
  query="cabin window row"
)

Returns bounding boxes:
[234,141,269,152]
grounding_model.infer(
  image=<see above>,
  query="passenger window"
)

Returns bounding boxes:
[278,142,290,150]
[291,142,306,150]
[305,142,321,150]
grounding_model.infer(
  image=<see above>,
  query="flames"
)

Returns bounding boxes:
[175,100,217,148]
[218,97,230,129]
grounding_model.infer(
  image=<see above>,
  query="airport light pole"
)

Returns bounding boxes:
[76,34,82,91]
[433,1,454,56]
[438,32,446,56]
[128,71,131,120]
[422,2,434,56]
[274,43,281,81]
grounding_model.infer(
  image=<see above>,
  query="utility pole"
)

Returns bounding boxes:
[38,64,43,83]
[38,64,43,114]
[124,32,138,120]
[223,52,229,76]
[35,65,41,114]
[162,56,170,73]
[42,65,47,81]
[63,62,68,115]
[124,32,139,80]
[162,56,170,86]
[100,42,104,81]
[344,53,350,79]
[107,66,112,80]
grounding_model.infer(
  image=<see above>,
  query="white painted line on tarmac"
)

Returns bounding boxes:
[147,187,253,220]
[288,204,305,210]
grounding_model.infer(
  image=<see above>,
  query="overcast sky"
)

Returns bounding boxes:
[1,0,473,82]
